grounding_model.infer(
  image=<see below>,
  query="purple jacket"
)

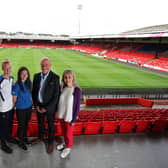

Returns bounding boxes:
[72,87,82,123]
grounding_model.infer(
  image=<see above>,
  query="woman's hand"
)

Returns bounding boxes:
[70,122,75,126]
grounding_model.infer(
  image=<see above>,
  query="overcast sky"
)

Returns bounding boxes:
[0,0,167,35]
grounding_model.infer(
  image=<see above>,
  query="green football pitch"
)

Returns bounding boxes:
[0,48,168,89]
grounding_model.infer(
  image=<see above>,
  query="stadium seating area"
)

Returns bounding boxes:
[110,51,155,65]
[44,43,56,49]
[0,40,67,49]
[32,42,44,48]
[66,43,168,72]
[11,108,168,137]
[6,41,19,48]
[19,42,31,48]
[1,40,168,72]
[10,97,167,137]
[143,57,168,72]
[84,97,153,107]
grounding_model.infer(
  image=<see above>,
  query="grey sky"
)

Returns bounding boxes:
[0,0,167,35]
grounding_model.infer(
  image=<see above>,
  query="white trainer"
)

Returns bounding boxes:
[60,148,71,158]
[56,144,65,151]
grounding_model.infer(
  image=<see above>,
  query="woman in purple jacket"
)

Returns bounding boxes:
[57,70,81,159]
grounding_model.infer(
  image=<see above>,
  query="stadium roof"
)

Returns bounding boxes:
[71,24,168,39]
[123,24,168,34]
[1,24,168,41]
[0,32,71,41]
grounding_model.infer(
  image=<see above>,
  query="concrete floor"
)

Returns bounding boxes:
[0,132,168,168]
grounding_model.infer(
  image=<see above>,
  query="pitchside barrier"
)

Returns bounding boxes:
[84,97,153,107]
[82,88,168,100]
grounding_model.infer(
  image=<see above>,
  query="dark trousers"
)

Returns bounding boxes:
[0,111,10,141]
[16,107,32,142]
[8,109,15,139]
[37,111,55,144]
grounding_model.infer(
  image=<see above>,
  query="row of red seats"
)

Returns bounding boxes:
[0,43,64,49]
[11,108,168,137]
[111,52,155,65]
[144,58,168,71]
[11,118,168,137]
[77,109,168,134]
[79,109,168,122]
[85,97,153,107]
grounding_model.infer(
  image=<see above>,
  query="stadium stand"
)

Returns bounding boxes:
[6,41,19,48]
[32,41,44,48]
[1,39,168,72]
[44,42,56,49]
[66,42,168,72]
[19,42,32,48]
[84,97,153,107]
[0,42,7,48]
[11,107,168,136]
[143,57,168,72]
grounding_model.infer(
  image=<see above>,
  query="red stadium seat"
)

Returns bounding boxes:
[119,120,136,133]
[102,121,119,134]
[152,119,168,132]
[73,122,84,135]
[136,120,151,132]
[12,124,18,137]
[54,122,62,136]
[28,123,39,137]
[84,122,102,135]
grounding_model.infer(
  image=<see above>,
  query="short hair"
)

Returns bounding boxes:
[40,57,51,64]
[1,58,11,70]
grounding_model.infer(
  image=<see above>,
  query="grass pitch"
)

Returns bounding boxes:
[0,48,168,88]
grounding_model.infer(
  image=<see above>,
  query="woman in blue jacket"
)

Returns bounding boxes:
[12,67,32,151]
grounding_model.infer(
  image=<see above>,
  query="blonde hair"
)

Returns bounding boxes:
[61,69,79,91]
[1,58,11,70]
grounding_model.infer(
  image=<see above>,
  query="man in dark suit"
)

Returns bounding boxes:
[31,57,60,154]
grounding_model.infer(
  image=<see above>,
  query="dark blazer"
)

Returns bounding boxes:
[32,71,60,113]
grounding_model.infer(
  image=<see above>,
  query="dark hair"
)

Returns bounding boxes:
[17,66,31,92]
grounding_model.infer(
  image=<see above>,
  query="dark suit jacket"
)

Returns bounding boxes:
[32,70,60,113]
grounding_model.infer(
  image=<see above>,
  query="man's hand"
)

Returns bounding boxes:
[36,106,46,113]
[36,106,42,113]
[41,107,46,113]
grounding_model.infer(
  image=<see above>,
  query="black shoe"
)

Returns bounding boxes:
[18,142,27,151]
[23,138,31,145]
[7,137,19,144]
[1,141,13,154]
[47,142,54,154]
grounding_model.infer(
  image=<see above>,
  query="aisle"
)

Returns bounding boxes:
[0,133,168,168]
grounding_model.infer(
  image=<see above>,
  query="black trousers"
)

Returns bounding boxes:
[37,110,55,144]
[0,110,11,141]
[8,109,15,139]
[16,107,32,142]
